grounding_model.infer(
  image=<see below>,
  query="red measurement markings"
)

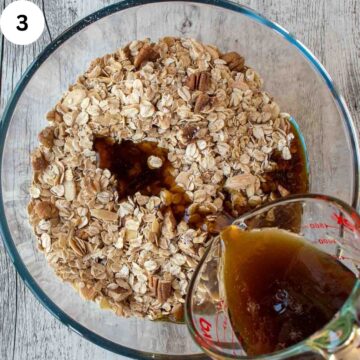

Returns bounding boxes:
[223,316,228,345]
[304,223,337,229]
[318,238,337,245]
[215,300,227,344]
[199,317,213,344]
[332,213,356,232]
[215,312,220,343]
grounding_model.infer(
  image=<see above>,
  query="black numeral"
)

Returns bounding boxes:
[16,15,28,31]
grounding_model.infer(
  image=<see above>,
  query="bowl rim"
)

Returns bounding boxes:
[0,0,359,359]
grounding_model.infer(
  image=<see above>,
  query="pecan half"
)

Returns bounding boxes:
[31,151,48,171]
[157,280,172,303]
[149,274,159,296]
[149,275,172,302]
[194,93,210,113]
[221,51,245,72]
[185,73,196,90]
[34,201,59,220]
[134,45,160,69]
[185,71,210,91]
[38,126,55,148]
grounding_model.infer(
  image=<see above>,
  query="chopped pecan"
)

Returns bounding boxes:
[162,36,176,47]
[185,71,210,91]
[185,73,196,90]
[171,303,184,322]
[149,275,172,302]
[122,43,131,59]
[31,152,48,171]
[38,126,55,148]
[134,45,160,69]
[194,93,210,113]
[221,51,245,72]
[34,201,59,220]
[149,274,159,296]
[46,110,62,123]
[157,280,172,303]
[178,125,197,145]
[198,72,211,92]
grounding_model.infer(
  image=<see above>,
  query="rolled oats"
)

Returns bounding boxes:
[28,37,304,320]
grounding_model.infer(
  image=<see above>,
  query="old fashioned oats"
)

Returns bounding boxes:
[28,37,307,320]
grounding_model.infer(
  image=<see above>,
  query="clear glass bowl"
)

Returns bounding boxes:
[0,1,359,359]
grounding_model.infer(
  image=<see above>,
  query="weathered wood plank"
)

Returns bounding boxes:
[0,0,53,359]
[0,1,359,359]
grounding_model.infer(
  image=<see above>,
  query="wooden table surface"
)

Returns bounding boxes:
[0,0,359,359]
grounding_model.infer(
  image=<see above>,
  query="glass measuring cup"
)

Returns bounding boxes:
[185,194,360,360]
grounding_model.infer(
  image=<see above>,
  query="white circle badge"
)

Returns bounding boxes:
[0,1,45,45]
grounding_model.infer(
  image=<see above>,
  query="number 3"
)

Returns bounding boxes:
[16,15,28,31]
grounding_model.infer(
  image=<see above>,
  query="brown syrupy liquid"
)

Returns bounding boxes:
[224,124,308,219]
[222,226,356,356]
[93,137,190,221]
[94,137,173,198]
[264,126,308,195]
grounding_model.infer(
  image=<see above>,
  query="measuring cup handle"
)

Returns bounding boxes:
[310,300,360,360]
[329,325,360,360]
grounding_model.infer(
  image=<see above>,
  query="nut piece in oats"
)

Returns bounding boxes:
[221,51,245,71]
[194,93,210,113]
[149,274,160,296]
[31,150,48,172]
[34,201,58,220]
[185,71,211,92]
[157,280,173,303]
[134,44,160,69]
[38,127,55,148]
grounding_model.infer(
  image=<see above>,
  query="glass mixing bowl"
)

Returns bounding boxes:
[0,1,359,359]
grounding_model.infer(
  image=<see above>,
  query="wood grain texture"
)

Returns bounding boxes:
[0,0,359,359]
